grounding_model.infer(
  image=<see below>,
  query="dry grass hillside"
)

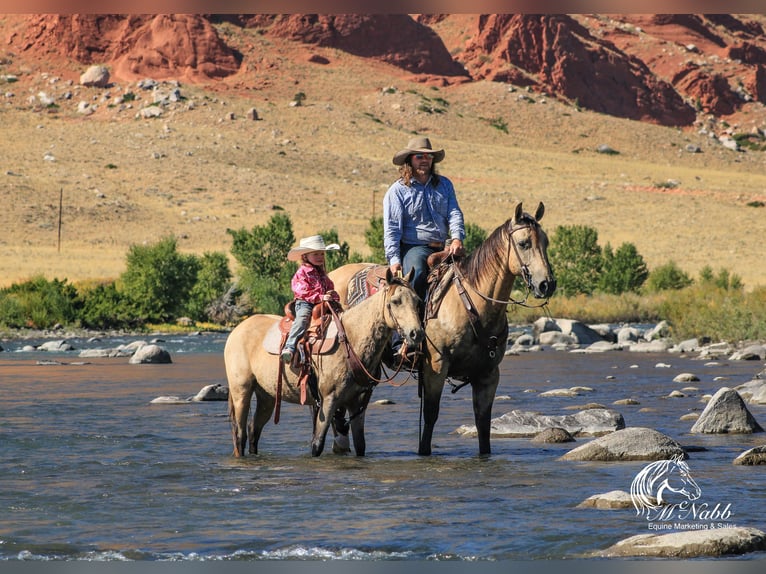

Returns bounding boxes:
[2,17,766,290]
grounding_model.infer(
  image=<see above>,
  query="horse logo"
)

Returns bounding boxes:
[630,455,702,519]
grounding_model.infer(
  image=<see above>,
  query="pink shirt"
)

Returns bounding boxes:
[291,263,336,305]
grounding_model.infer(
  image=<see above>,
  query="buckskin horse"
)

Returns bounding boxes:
[328,202,556,455]
[225,269,423,457]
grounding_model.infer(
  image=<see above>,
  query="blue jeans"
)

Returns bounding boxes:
[284,299,313,352]
[401,243,440,301]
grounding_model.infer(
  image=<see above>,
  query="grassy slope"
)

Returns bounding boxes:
[1,20,765,289]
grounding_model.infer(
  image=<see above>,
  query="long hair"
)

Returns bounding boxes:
[399,159,440,187]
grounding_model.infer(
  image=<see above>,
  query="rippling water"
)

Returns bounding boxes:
[1,333,765,561]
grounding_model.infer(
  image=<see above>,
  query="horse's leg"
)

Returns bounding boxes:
[311,393,339,457]
[227,376,254,458]
[331,408,351,454]
[348,408,367,457]
[249,388,275,455]
[471,369,500,456]
[418,369,447,456]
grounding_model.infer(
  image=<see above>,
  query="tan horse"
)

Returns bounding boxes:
[225,269,423,457]
[328,202,556,456]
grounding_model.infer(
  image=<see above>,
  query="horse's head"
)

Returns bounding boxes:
[383,268,424,349]
[508,202,556,299]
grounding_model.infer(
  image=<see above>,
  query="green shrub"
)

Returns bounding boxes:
[548,225,603,296]
[185,251,232,322]
[598,242,648,294]
[0,276,80,328]
[645,261,693,292]
[119,236,200,323]
[78,282,135,329]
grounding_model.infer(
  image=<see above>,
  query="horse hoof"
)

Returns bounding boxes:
[332,435,351,454]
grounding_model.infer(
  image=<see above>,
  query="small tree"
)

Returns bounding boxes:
[364,216,386,263]
[548,225,603,296]
[227,213,296,313]
[463,222,487,256]
[645,261,693,292]
[598,242,648,294]
[319,228,351,272]
[120,236,200,323]
[185,251,232,321]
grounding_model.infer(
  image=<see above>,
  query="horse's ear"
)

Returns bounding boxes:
[385,267,394,285]
[534,202,545,221]
[514,202,523,222]
[404,268,415,285]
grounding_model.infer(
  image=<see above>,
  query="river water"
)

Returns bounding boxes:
[1,332,765,562]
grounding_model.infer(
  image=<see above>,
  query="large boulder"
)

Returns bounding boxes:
[735,378,766,405]
[594,527,766,558]
[128,344,172,364]
[690,387,764,434]
[559,427,686,461]
[79,65,110,87]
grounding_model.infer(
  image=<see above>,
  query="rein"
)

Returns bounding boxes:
[446,219,550,358]
[327,284,412,387]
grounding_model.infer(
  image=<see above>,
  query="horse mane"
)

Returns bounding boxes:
[460,212,538,285]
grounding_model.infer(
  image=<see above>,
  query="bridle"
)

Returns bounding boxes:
[326,280,417,387]
[456,218,551,310]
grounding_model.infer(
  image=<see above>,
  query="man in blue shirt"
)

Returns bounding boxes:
[383,136,465,301]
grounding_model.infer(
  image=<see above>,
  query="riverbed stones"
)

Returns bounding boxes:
[729,344,766,361]
[735,378,766,405]
[457,408,625,438]
[594,527,766,558]
[531,427,575,443]
[128,343,172,364]
[733,445,766,465]
[191,383,228,401]
[559,427,685,461]
[577,490,633,509]
[690,387,764,434]
[673,372,700,383]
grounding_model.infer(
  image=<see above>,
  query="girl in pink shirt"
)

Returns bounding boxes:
[281,235,340,364]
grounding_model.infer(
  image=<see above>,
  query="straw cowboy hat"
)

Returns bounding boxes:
[287,235,340,262]
[392,136,445,166]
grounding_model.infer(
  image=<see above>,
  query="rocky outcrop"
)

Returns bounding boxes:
[455,14,696,126]
[11,15,242,82]
[239,14,469,79]
[129,344,172,364]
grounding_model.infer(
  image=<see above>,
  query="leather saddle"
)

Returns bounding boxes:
[262,300,340,360]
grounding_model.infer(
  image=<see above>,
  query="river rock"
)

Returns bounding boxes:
[690,387,764,434]
[577,490,633,509]
[735,379,766,405]
[79,348,131,358]
[38,340,75,352]
[733,445,766,465]
[673,372,699,383]
[457,408,624,438]
[594,527,766,557]
[559,427,685,461]
[628,340,672,353]
[729,344,766,361]
[616,326,640,344]
[191,383,228,401]
[531,427,575,443]
[128,344,172,364]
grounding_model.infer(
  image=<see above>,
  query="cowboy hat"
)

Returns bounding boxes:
[287,235,340,262]
[392,136,445,166]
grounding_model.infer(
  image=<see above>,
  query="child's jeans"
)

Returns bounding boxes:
[284,299,314,352]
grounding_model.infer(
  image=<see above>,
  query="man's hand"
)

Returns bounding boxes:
[448,238,465,258]
[389,263,403,277]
